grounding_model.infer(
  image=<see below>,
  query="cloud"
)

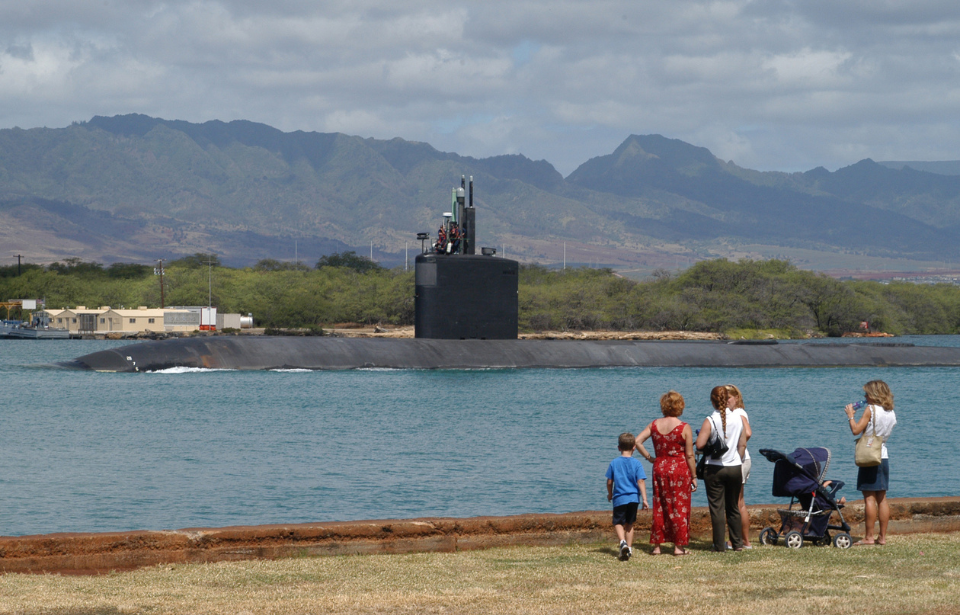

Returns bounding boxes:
[1,1,959,174]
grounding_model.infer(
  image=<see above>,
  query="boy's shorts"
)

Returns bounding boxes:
[612,502,639,526]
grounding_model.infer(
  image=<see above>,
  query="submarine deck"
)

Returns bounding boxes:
[59,336,960,372]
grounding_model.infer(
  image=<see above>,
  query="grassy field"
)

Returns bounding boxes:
[2,533,959,615]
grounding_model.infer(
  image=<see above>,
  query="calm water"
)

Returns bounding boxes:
[1,337,959,536]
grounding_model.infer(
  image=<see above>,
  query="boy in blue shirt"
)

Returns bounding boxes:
[606,432,649,560]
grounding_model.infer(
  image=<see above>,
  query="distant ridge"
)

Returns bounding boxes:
[1,114,960,267]
[877,160,960,176]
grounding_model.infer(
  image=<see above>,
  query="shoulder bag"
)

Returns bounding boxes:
[854,406,882,468]
[704,415,729,459]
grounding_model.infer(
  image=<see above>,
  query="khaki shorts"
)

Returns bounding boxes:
[741,458,752,484]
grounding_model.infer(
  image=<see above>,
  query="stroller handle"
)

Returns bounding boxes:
[758,448,787,463]
[824,480,845,498]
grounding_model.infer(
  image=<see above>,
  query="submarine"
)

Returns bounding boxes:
[63,176,960,372]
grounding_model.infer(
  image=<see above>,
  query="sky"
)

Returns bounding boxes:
[1,0,959,176]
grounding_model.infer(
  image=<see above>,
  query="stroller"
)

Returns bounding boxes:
[757,447,853,549]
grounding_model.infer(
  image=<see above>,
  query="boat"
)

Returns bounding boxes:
[1,318,70,340]
[0,320,19,338]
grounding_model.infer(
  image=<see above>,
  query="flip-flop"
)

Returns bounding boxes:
[853,540,876,546]
[673,549,690,556]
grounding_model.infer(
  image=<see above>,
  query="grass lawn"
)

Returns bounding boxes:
[2,533,959,614]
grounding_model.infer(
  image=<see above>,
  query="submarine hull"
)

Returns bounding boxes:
[61,337,960,372]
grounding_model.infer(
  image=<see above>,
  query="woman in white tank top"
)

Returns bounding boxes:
[725,384,752,549]
[695,386,748,552]
[845,379,897,546]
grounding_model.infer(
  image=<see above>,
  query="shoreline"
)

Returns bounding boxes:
[30,327,904,341]
[57,328,731,341]
[2,496,958,575]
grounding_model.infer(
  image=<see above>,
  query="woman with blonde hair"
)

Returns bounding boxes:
[696,386,747,552]
[725,385,753,549]
[635,391,697,556]
[845,380,897,546]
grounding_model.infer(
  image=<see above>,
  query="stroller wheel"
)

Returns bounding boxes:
[784,531,803,549]
[833,533,853,549]
[759,527,778,546]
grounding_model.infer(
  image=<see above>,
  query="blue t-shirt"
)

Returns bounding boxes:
[605,456,646,507]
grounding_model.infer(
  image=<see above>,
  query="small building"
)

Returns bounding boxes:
[217,313,242,329]
[43,308,70,326]
[163,308,202,332]
[41,306,250,334]
[102,307,196,333]
[47,306,112,334]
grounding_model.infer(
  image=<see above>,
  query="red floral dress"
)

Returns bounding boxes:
[648,421,692,546]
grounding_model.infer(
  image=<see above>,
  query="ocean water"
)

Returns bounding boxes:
[1,336,958,537]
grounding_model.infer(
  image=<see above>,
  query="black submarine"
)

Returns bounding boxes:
[63,176,960,372]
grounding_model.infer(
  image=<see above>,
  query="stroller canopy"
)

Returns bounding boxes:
[760,447,832,498]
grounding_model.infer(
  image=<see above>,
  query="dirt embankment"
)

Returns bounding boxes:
[97,327,897,342]
[324,326,724,340]
[2,497,958,575]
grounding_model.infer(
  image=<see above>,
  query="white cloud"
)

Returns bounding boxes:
[761,49,855,88]
[1,1,959,174]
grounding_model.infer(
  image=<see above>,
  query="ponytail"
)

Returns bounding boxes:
[710,385,729,436]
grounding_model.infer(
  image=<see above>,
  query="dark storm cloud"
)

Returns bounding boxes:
[1,1,958,174]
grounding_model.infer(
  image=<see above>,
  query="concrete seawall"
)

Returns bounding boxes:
[2,497,958,574]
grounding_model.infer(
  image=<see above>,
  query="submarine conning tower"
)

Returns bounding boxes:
[414,176,519,340]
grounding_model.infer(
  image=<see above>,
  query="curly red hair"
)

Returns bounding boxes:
[660,391,685,417]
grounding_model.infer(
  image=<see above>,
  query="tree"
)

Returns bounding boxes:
[253,259,311,272]
[171,253,221,269]
[106,262,152,278]
[47,258,104,276]
[0,263,42,278]
[315,251,383,273]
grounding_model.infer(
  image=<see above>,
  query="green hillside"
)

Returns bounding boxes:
[1,116,959,268]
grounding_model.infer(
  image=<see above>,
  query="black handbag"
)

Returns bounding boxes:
[695,454,707,479]
[704,416,729,459]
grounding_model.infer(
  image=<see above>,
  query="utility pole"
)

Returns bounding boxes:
[16,254,22,276]
[206,256,214,307]
[154,259,166,308]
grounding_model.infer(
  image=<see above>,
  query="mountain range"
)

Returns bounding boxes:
[2,114,959,270]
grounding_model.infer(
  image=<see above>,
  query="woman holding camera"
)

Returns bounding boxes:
[845,380,896,546]
[696,386,748,552]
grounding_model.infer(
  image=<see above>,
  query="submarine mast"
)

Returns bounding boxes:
[414,176,518,340]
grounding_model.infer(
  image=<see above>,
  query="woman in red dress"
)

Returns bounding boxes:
[635,391,698,555]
